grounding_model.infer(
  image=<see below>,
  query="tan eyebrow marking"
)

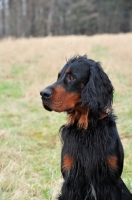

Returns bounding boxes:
[66,68,71,73]
[81,84,85,89]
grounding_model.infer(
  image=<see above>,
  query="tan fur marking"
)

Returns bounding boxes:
[51,85,89,128]
[81,83,85,89]
[58,72,61,76]
[51,85,80,112]
[78,109,89,129]
[66,68,71,73]
[67,106,89,129]
[62,155,74,171]
[107,156,118,170]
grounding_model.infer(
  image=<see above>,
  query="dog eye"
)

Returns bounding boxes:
[67,75,76,81]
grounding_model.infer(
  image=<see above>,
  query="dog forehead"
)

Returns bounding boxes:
[70,63,89,72]
[58,59,91,85]
[69,63,90,81]
[62,61,89,74]
[60,63,69,75]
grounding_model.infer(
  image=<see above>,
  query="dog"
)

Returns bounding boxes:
[40,55,132,200]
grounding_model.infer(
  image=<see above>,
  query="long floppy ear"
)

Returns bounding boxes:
[81,62,114,121]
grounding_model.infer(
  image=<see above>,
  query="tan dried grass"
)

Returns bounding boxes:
[1,33,132,98]
[0,34,132,199]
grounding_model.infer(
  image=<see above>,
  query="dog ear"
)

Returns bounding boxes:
[81,62,114,121]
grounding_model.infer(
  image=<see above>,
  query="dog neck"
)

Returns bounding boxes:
[67,105,89,129]
[67,107,111,129]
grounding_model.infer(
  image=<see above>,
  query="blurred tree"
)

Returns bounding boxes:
[0,0,132,38]
[1,0,5,36]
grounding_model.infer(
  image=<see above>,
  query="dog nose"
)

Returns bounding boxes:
[40,89,52,99]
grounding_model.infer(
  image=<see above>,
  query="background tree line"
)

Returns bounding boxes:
[0,0,132,38]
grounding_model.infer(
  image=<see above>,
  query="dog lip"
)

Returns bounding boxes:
[42,100,53,111]
[44,105,52,111]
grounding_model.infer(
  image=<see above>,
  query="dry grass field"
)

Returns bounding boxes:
[0,34,132,200]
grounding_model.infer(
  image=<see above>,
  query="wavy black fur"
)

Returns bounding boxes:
[40,55,132,200]
[59,116,131,200]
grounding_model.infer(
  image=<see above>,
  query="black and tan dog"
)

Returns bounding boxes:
[40,55,132,200]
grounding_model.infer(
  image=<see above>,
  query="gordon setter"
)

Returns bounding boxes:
[40,55,132,200]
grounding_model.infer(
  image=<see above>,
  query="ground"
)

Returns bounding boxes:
[0,34,132,200]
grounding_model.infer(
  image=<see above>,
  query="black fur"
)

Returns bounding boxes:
[40,55,132,200]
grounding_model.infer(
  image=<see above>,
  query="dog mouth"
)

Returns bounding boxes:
[42,100,52,111]
[43,103,74,113]
[44,105,52,111]
[42,99,80,113]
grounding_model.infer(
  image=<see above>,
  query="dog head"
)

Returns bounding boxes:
[40,55,114,128]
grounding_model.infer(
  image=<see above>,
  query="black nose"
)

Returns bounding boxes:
[40,89,52,99]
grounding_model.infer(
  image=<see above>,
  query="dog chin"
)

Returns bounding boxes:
[44,104,74,113]
[44,105,52,112]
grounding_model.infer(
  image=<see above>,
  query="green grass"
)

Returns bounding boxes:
[0,81,24,99]
[0,35,132,199]
[92,44,109,60]
[0,88,65,199]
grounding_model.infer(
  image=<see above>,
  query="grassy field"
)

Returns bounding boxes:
[0,34,132,200]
